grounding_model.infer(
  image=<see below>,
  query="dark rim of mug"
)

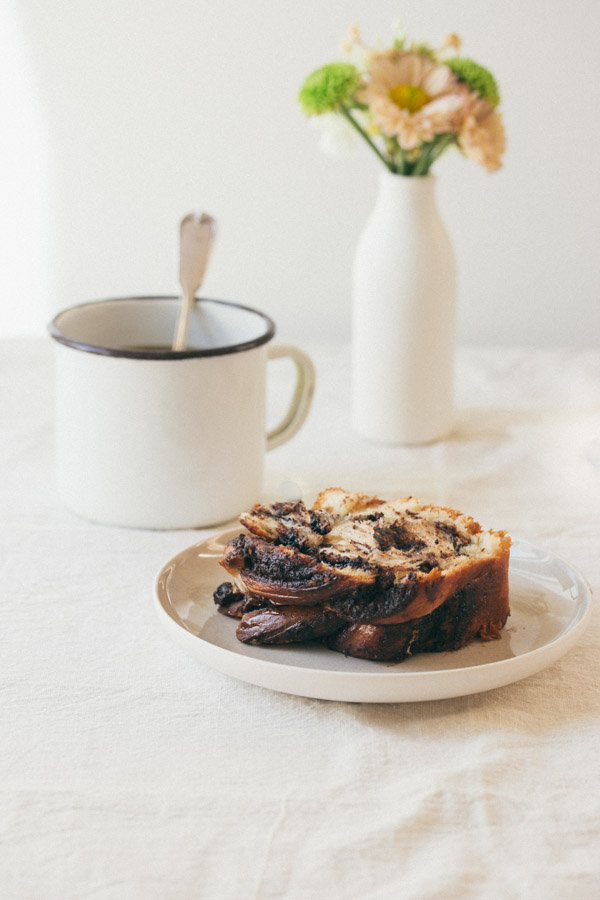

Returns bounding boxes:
[48,296,277,359]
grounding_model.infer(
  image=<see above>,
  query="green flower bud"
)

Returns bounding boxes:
[298,62,361,115]
[446,57,500,107]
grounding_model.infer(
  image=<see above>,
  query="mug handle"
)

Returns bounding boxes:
[266,345,315,450]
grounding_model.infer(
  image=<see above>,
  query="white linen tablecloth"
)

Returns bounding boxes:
[1,338,599,899]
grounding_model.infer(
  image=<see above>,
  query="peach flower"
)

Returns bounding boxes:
[459,97,506,172]
[360,51,470,150]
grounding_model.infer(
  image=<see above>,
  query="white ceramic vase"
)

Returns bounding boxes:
[351,170,457,444]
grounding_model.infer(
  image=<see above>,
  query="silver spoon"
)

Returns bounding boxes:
[172,212,217,351]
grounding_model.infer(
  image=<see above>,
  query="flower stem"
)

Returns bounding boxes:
[413,133,456,175]
[339,104,396,172]
[395,146,416,175]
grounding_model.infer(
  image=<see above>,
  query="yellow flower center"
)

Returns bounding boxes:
[389,84,430,113]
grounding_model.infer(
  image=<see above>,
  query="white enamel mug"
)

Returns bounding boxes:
[49,296,315,529]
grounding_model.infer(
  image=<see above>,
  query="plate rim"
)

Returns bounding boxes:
[154,534,593,701]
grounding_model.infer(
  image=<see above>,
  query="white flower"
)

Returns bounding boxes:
[310,112,358,156]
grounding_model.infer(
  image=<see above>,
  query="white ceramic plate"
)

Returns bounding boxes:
[154,531,592,703]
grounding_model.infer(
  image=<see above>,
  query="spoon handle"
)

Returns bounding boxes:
[172,213,216,351]
[172,288,195,352]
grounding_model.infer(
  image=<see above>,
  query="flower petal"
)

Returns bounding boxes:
[422,64,456,97]
[459,109,506,171]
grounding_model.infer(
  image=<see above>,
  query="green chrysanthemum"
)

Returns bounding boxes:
[446,57,500,107]
[298,62,361,115]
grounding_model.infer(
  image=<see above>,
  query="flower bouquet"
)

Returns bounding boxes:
[299,25,506,444]
[299,25,505,175]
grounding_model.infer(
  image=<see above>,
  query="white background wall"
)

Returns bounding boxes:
[2,0,599,346]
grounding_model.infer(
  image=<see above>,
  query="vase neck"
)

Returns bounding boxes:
[376,171,438,214]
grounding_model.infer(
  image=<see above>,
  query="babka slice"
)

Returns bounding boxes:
[214,489,511,663]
